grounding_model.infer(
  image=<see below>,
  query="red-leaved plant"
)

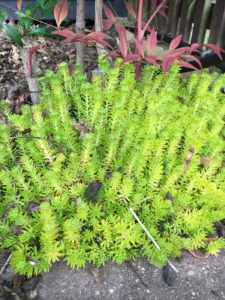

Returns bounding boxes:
[102,0,225,74]
[52,0,113,56]
[52,0,224,75]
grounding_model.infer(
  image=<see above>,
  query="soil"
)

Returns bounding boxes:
[0,28,98,112]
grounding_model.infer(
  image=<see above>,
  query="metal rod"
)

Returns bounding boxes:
[130,207,178,274]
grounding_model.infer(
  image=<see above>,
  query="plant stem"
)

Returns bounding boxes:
[0,254,12,278]
[76,0,86,69]
[20,47,40,104]
[140,0,168,41]
[137,0,144,39]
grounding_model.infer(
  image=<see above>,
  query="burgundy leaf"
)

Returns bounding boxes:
[17,0,22,11]
[170,47,191,57]
[181,54,202,69]
[87,32,113,49]
[52,29,84,42]
[54,0,68,28]
[124,1,137,19]
[122,54,141,64]
[161,54,177,73]
[145,56,158,65]
[190,43,201,54]
[115,24,128,58]
[102,19,113,31]
[88,31,113,41]
[104,51,120,59]
[176,60,200,72]
[103,4,116,21]
[205,44,223,60]
[169,35,182,51]
[146,29,157,52]
[133,37,144,57]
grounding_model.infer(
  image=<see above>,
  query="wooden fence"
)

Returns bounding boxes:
[1,0,224,47]
[138,0,225,47]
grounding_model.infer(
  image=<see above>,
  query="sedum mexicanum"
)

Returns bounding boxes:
[0,58,224,276]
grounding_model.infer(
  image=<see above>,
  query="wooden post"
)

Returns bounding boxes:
[209,0,225,46]
[76,0,85,69]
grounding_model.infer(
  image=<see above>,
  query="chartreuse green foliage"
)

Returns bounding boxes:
[0,59,225,277]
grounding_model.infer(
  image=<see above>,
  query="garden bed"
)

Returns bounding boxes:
[0,2,225,298]
[0,28,98,113]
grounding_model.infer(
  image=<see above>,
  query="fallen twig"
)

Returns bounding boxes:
[0,253,12,278]
[188,250,209,260]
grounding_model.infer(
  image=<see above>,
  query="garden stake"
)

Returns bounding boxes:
[129,207,178,274]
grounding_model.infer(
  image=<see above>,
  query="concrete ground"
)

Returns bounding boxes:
[1,250,225,300]
[38,251,225,300]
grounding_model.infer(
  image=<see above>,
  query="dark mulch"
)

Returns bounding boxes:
[0,29,98,113]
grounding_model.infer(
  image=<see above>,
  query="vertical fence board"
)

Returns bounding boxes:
[113,0,127,16]
[166,0,182,36]
[156,15,167,32]
[178,0,196,42]
[191,0,212,44]
[217,10,225,47]
[209,0,225,46]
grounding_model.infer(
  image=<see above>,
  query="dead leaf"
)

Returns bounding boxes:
[163,263,177,287]
[13,274,24,289]
[16,0,22,11]
[71,119,93,139]
[165,192,174,203]
[177,96,185,103]
[183,147,195,170]
[84,180,101,202]
[26,202,40,213]
[200,156,212,167]
[89,267,101,283]
[11,45,20,64]
[12,225,23,235]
